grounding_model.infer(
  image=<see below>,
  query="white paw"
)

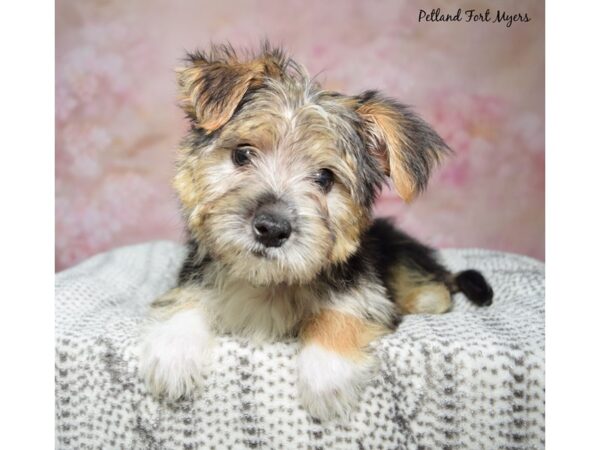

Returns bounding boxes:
[297,343,375,421]
[139,308,213,401]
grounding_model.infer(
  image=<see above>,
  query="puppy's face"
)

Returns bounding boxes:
[174,45,448,285]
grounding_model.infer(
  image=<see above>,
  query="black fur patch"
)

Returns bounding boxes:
[323,250,370,293]
[320,218,452,299]
[454,270,494,306]
[349,126,385,209]
[365,218,451,288]
[178,239,211,285]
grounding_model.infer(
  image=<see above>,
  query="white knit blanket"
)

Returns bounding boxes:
[55,241,545,449]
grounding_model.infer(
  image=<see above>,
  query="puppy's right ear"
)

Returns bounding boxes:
[177,45,284,132]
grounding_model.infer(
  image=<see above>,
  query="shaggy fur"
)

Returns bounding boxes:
[139,43,493,420]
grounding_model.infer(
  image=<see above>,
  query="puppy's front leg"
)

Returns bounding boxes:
[297,309,386,420]
[139,286,214,401]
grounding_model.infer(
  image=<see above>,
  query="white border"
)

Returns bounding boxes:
[0,0,55,446]
[547,0,600,448]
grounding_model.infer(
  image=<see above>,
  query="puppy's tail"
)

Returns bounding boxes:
[447,270,493,306]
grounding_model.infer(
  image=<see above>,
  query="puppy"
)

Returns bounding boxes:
[139,43,493,420]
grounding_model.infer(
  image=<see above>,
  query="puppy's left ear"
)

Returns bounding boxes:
[355,91,450,202]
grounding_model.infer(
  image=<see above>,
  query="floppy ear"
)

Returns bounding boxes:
[355,91,450,202]
[177,45,285,132]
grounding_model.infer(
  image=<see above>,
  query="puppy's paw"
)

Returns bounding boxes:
[297,343,375,421]
[139,308,213,401]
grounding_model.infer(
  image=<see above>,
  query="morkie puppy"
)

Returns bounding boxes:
[139,43,493,420]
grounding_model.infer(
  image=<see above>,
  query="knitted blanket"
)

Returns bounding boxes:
[55,241,545,449]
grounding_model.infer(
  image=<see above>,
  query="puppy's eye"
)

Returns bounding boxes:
[232,145,255,167]
[314,168,334,193]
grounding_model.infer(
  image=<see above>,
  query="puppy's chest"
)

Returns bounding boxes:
[202,278,322,341]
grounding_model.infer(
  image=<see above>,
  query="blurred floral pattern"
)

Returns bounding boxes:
[56,0,544,270]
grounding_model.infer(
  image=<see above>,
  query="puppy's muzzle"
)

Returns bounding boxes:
[252,201,292,248]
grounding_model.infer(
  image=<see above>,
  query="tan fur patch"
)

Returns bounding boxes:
[388,264,452,314]
[391,269,452,315]
[172,153,202,210]
[220,113,282,150]
[388,264,433,300]
[327,192,368,264]
[300,309,387,359]
[398,284,451,314]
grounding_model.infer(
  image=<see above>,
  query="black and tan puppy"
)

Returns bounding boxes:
[139,43,493,420]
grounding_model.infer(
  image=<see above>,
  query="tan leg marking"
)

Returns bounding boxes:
[300,309,387,359]
[297,309,388,419]
[397,284,452,314]
[389,265,452,315]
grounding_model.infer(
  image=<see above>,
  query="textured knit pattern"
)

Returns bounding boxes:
[55,241,545,449]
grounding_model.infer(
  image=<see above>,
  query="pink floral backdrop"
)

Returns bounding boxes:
[56,0,544,271]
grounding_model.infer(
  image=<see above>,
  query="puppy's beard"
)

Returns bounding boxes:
[228,245,328,286]
[201,215,332,286]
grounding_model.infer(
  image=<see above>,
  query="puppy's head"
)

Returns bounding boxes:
[174,44,449,285]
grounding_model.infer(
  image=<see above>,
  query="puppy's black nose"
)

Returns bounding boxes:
[252,209,292,248]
